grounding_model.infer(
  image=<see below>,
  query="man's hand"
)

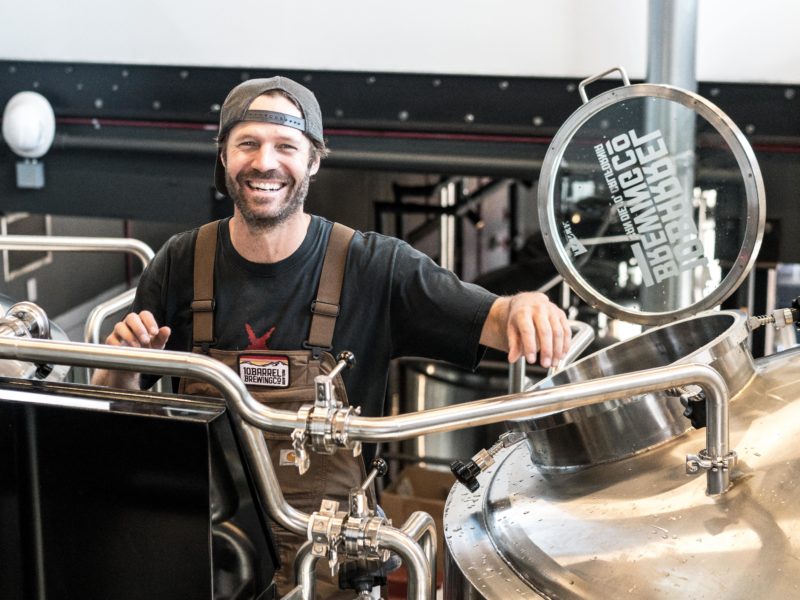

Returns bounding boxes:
[106,310,171,350]
[481,292,571,368]
[91,310,171,388]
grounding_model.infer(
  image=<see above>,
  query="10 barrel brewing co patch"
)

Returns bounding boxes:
[238,354,290,387]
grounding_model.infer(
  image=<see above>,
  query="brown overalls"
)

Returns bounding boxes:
[179,220,375,599]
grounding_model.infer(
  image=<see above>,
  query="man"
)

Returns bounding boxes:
[92,76,570,597]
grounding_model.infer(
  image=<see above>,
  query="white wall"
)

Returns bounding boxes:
[0,0,797,83]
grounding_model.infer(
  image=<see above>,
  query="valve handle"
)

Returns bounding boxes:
[370,458,388,477]
[450,459,482,493]
[360,458,388,491]
[336,350,356,369]
[327,350,356,380]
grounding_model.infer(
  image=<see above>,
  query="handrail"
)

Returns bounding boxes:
[0,233,154,347]
[0,235,154,267]
[84,288,137,345]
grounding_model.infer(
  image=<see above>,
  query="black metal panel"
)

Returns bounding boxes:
[0,379,277,600]
[1,60,799,262]
[2,60,798,139]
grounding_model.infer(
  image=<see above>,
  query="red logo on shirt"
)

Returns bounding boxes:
[245,323,276,350]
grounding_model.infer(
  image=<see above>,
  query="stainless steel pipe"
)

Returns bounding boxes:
[0,337,730,494]
[400,511,438,594]
[509,319,594,392]
[0,234,155,378]
[0,235,154,267]
[289,541,320,600]
[84,288,136,345]
[377,526,432,600]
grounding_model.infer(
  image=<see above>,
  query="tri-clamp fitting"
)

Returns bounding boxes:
[686,448,738,477]
[307,459,390,576]
[291,351,362,474]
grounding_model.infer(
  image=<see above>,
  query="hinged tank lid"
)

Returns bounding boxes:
[538,66,765,325]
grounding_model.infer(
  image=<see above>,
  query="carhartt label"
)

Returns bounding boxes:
[238,354,290,387]
[279,448,296,466]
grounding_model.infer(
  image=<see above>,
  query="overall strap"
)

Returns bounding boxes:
[304,222,355,358]
[191,220,220,347]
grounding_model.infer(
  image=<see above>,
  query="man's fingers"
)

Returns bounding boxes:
[122,313,152,345]
[105,312,168,350]
[533,312,554,368]
[139,310,160,337]
[152,326,171,350]
[508,302,540,364]
[548,312,568,364]
[111,321,140,347]
[506,320,525,363]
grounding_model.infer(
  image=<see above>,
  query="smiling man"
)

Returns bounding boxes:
[92,76,570,598]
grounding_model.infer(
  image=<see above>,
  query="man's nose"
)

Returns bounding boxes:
[251,146,279,172]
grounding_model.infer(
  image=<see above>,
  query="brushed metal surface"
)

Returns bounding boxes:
[514,311,753,473]
[445,346,800,599]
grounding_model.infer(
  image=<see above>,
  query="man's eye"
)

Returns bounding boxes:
[238,141,257,148]
[278,144,298,151]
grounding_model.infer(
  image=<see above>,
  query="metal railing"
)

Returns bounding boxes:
[0,234,155,382]
[0,333,731,599]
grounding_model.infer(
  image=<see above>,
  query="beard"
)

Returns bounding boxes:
[227,167,312,232]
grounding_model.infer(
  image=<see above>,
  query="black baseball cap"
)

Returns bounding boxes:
[214,76,323,196]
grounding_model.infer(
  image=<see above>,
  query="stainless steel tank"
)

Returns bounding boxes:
[0,298,71,381]
[442,67,794,598]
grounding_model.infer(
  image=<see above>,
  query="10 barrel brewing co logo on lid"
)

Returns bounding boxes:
[238,354,290,388]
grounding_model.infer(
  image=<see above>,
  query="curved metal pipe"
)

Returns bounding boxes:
[510,319,594,393]
[400,512,437,594]
[344,364,727,444]
[0,234,155,378]
[84,288,136,345]
[0,235,154,267]
[548,320,594,376]
[0,337,730,494]
[290,541,321,600]
[377,526,432,600]
[238,420,310,535]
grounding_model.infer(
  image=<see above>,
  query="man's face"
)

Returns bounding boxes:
[222,93,320,231]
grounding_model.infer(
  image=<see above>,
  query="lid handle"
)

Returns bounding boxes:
[578,66,631,104]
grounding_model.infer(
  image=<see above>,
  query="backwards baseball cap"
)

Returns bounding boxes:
[214,76,324,196]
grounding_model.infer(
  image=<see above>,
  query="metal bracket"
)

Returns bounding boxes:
[686,448,738,475]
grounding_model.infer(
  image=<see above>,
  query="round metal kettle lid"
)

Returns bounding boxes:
[537,66,765,325]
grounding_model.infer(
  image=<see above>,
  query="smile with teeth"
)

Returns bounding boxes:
[247,181,287,192]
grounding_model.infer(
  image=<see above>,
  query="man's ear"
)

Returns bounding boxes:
[309,155,321,176]
[219,148,227,168]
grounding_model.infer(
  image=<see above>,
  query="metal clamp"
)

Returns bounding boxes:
[288,351,361,473]
[686,448,738,475]
[290,424,311,475]
[308,499,348,575]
